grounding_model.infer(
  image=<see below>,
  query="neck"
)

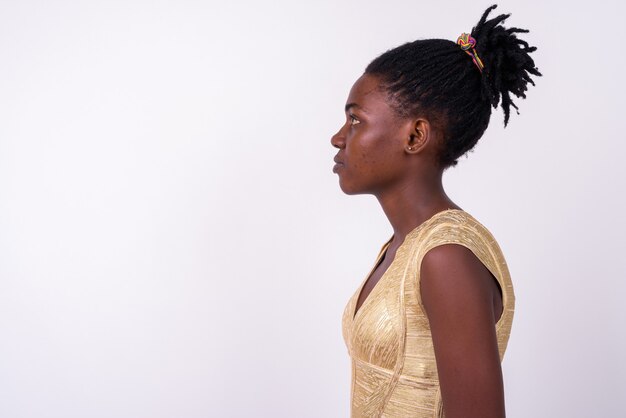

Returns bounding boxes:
[374,171,459,243]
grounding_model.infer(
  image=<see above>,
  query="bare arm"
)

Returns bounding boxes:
[421,243,505,418]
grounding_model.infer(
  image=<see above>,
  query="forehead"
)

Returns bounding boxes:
[346,74,390,113]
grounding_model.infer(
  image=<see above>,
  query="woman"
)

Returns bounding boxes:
[331,5,540,418]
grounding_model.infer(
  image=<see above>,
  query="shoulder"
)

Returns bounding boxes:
[413,209,502,270]
[418,210,501,315]
[420,243,495,308]
[419,209,488,243]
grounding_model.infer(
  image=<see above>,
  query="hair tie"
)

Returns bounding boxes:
[456,33,484,73]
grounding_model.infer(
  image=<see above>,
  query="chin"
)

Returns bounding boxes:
[338,178,368,196]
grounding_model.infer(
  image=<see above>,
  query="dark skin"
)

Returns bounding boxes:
[331,73,505,418]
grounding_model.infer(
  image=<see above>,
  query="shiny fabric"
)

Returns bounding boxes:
[342,209,515,417]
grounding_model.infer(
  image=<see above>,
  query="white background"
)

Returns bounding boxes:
[1,0,625,417]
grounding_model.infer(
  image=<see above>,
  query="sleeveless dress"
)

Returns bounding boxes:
[341,209,515,417]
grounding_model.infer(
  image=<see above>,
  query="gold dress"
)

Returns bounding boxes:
[341,209,515,417]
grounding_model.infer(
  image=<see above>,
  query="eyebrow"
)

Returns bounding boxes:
[345,103,365,113]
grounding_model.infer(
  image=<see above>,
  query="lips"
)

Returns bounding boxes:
[333,156,344,173]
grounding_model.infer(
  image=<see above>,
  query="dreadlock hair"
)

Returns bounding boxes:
[365,4,541,169]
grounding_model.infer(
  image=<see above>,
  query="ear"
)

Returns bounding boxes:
[404,118,431,155]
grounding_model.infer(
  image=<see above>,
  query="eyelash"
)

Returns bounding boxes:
[349,114,360,126]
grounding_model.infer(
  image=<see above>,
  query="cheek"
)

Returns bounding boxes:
[343,149,400,193]
[344,124,405,182]
[354,143,398,174]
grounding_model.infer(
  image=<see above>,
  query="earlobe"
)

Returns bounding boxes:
[406,137,420,152]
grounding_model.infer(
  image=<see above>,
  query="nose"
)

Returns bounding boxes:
[331,125,346,149]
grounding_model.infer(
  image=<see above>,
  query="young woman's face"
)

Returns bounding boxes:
[331,73,412,195]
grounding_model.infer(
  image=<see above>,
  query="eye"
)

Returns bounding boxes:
[349,114,361,126]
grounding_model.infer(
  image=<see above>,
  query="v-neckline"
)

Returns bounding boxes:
[351,208,465,323]
[352,236,394,321]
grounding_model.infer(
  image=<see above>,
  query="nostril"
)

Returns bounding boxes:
[331,132,345,149]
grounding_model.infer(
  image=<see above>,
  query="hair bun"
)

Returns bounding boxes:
[470,4,542,125]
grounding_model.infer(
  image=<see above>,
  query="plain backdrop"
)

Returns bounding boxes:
[1,0,625,417]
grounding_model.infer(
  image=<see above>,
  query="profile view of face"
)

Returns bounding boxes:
[331,73,410,195]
